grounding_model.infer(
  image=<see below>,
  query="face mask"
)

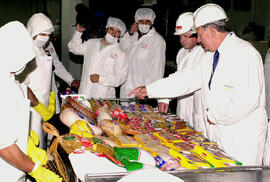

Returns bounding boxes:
[105,33,118,44]
[33,35,49,47]
[138,24,150,34]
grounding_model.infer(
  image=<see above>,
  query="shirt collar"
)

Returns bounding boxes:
[217,32,233,54]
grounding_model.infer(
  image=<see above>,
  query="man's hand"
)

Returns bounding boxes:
[158,102,169,113]
[76,24,86,33]
[71,80,80,89]
[128,86,147,99]
[90,74,99,83]
[129,22,138,35]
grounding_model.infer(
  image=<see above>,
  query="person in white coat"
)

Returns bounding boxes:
[17,13,80,149]
[263,48,270,165]
[158,12,207,135]
[129,3,267,166]
[120,8,166,98]
[68,17,128,99]
[0,21,61,182]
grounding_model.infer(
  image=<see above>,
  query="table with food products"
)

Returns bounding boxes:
[43,91,270,182]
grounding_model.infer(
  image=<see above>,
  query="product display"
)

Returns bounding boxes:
[47,93,243,181]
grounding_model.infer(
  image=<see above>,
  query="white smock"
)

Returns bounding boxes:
[120,28,166,98]
[263,48,270,165]
[146,32,267,165]
[68,31,128,99]
[17,13,74,149]
[45,42,74,113]
[174,45,206,132]
[0,21,35,181]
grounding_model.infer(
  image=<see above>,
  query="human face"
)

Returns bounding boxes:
[196,26,215,52]
[107,26,121,38]
[138,19,152,26]
[179,32,197,50]
[33,33,50,40]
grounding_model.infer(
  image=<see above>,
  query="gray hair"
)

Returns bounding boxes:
[202,19,230,32]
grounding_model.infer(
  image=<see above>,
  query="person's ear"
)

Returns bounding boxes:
[209,27,217,38]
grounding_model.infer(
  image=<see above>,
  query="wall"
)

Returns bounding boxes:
[61,0,89,80]
[0,0,46,26]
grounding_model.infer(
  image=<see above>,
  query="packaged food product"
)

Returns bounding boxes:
[99,119,122,137]
[166,141,196,151]
[59,108,82,127]
[69,120,94,138]
[153,132,188,143]
[155,153,180,171]
[113,135,140,147]
[194,145,242,167]
[169,149,212,169]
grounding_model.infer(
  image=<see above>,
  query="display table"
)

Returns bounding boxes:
[84,166,270,182]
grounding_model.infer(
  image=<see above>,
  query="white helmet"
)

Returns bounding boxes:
[174,12,196,35]
[193,3,228,28]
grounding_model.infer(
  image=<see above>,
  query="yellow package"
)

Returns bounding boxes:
[153,132,187,143]
[194,145,242,167]
[70,120,94,138]
[169,149,212,169]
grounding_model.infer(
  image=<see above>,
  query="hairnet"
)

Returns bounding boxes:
[106,17,126,36]
[27,13,54,38]
[0,21,35,73]
[135,8,156,24]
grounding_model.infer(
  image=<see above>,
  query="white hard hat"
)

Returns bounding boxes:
[106,17,126,36]
[135,8,156,24]
[193,3,228,28]
[174,12,196,35]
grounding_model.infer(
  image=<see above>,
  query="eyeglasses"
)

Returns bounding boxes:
[107,27,121,38]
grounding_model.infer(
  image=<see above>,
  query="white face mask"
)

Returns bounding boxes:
[105,33,118,44]
[138,24,151,34]
[33,35,49,47]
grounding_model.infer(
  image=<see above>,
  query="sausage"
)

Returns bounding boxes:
[65,96,97,121]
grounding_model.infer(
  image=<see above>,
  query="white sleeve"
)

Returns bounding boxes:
[99,52,128,87]
[119,32,135,51]
[47,43,74,86]
[146,65,201,99]
[264,48,270,118]
[68,31,87,55]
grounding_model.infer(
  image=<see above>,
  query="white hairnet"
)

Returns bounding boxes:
[106,17,126,36]
[135,8,156,24]
[27,13,54,38]
[0,21,35,73]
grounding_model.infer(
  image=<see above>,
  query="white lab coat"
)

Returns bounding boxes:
[0,21,35,181]
[146,32,267,165]
[263,48,270,165]
[120,28,166,98]
[45,42,74,113]
[174,46,205,132]
[264,48,270,118]
[68,31,128,99]
[17,14,75,149]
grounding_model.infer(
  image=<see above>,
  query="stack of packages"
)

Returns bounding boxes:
[57,93,242,179]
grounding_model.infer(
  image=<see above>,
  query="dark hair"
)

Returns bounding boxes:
[75,3,92,28]
[202,19,230,32]
[189,33,198,38]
